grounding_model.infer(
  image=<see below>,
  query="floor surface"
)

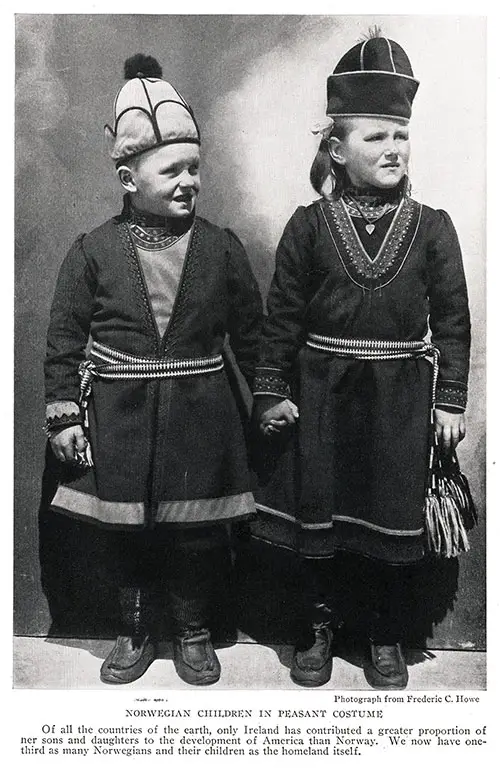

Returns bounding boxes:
[13,636,486,690]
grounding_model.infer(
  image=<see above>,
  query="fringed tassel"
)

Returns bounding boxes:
[424,439,477,558]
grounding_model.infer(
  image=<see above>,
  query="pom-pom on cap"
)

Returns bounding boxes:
[105,53,200,165]
[326,35,419,121]
[124,53,163,80]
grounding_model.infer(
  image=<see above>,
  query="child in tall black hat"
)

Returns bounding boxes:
[252,31,472,689]
[44,54,263,686]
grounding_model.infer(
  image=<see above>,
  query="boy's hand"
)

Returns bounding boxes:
[434,408,466,455]
[49,425,88,463]
[260,399,299,436]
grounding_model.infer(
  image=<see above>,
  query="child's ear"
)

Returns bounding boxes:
[328,137,346,166]
[116,165,137,193]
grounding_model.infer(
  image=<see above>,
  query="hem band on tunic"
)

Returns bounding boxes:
[51,485,255,526]
[250,510,426,565]
[255,503,424,537]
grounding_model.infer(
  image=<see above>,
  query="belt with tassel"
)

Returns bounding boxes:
[306,334,476,558]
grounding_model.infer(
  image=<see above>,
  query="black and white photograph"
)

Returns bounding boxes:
[9,6,494,766]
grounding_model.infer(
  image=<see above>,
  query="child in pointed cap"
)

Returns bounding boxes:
[44,54,263,686]
[252,31,472,689]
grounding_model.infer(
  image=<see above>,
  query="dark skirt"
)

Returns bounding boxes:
[251,348,433,564]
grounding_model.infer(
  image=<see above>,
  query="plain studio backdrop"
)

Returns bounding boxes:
[14,15,485,651]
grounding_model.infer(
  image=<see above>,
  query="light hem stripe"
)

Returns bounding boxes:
[255,504,423,537]
[52,486,144,524]
[52,486,254,525]
[156,493,255,523]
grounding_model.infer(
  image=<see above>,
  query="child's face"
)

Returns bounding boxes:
[126,143,201,219]
[331,117,410,190]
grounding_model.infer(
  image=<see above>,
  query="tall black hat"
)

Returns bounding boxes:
[327,35,419,120]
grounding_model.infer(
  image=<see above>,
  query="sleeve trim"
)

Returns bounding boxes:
[253,390,291,399]
[435,383,467,410]
[435,402,466,413]
[254,370,291,400]
[44,401,83,436]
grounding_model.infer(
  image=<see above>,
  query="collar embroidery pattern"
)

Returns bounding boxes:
[342,197,399,222]
[128,222,185,251]
[124,197,192,251]
[321,196,422,290]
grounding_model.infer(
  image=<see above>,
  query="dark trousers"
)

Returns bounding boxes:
[104,524,230,636]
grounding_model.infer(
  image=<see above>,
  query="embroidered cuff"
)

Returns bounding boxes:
[44,401,82,436]
[253,367,291,400]
[435,381,467,412]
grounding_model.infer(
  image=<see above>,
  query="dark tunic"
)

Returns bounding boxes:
[252,195,471,564]
[45,205,263,528]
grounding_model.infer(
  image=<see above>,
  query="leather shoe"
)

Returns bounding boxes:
[173,629,221,686]
[100,635,156,684]
[364,642,409,690]
[290,625,334,687]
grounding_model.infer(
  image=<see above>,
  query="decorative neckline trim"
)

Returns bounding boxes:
[320,196,422,289]
[128,222,186,251]
[342,195,399,224]
[339,196,405,265]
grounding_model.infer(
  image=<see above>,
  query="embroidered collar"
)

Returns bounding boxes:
[128,222,187,251]
[342,195,399,223]
[123,195,193,251]
[321,195,422,290]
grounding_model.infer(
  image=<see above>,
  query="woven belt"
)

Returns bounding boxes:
[78,341,224,418]
[306,334,440,403]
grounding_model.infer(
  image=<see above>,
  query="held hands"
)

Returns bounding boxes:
[49,425,89,464]
[258,405,465,450]
[260,399,299,436]
[434,408,466,455]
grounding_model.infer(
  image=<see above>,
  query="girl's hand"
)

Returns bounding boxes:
[49,425,89,463]
[434,408,466,455]
[260,399,299,436]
